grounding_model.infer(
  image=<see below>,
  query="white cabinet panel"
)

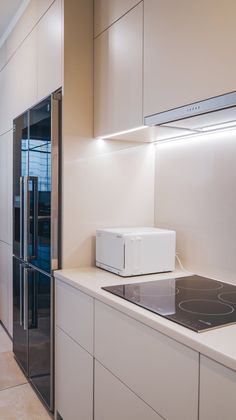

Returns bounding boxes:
[200,355,236,420]
[6,30,37,121]
[0,131,13,245]
[94,0,141,37]
[37,0,62,100]
[95,300,198,420]
[55,327,93,420]
[95,361,162,420]
[55,280,94,354]
[0,241,12,335]
[144,0,236,118]
[94,3,143,138]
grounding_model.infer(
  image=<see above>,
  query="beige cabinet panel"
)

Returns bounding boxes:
[37,0,62,100]
[94,0,141,37]
[200,355,236,420]
[94,3,143,137]
[0,131,13,245]
[0,241,12,335]
[144,0,236,117]
[6,30,37,121]
[55,327,93,420]
[56,280,94,354]
[95,361,162,420]
[95,300,198,420]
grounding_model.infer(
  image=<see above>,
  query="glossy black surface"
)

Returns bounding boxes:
[102,275,236,332]
[13,113,28,258]
[29,97,51,273]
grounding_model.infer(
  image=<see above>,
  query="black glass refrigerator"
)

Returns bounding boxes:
[12,90,61,412]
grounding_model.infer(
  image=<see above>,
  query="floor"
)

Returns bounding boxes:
[0,324,51,419]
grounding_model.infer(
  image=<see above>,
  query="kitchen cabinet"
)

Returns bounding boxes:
[56,327,93,420]
[144,0,236,118]
[0,242,12,335]
[94,361,162,420]
[55,280,94,420]
[94,2,143,138]
[0,131,12,245]
[94,0,141,37]
[37,0,62,101]
[95,300,199,420]
[199,355,236,420]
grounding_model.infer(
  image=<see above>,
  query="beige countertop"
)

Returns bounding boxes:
[55,267,236,371]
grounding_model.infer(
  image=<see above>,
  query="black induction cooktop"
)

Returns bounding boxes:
[102,275,236,332]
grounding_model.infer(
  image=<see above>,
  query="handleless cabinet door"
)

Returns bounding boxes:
[199,355,236,420]
[95,361,162,420]
[37,0,62,101]
[144,0,236,118]
[94,2,143,138]
[95,300,198,420]
[94,0,141,37]
[55,327,93,420]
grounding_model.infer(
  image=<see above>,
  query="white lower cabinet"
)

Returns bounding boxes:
[94,361,162,420]
[199,355,236,420]
[95,300,199,420]
[55,327,93,420]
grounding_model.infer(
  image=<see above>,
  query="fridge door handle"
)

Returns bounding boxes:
[31,176,38,260]
[23,176,38,261]
[23,267,29,331]
[19,177,24,259]
[23,176,29,261]
[19,263,24,326]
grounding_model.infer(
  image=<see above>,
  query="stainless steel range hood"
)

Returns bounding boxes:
[144,91,236,135]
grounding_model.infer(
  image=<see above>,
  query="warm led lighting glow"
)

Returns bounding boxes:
[97,126,147,140]
[200,120,236,132]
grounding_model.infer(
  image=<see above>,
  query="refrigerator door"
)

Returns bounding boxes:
[28,97,52,273]
[28,268,53,410]
[28,94,60,274]
[13,113,29,259]
[13,256,29,375]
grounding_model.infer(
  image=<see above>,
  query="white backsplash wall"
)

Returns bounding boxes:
[63,139,155,268]
[155,130,236,284]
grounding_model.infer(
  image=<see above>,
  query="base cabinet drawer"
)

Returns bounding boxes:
[200,355,236,420]
[95,300,198,420]
[55,327,93,420]
[55,280,93,354]
[95,361,162,420]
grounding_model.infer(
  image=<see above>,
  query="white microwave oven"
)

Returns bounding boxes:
[96,227,176,277]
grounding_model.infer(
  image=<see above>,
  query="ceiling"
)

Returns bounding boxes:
[0,0,26,43]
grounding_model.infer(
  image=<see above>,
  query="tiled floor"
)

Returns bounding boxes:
[0,324,51,419]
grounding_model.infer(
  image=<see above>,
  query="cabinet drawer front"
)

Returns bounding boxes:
[95,361,162,420]
[95,300,198,420]
[56,327,93,420]
[200,355,236,420]
[56,280,93,354]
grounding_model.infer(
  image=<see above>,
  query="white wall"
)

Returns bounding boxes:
[155,130,236,284]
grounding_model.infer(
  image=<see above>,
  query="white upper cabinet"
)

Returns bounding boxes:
[144,0,236,118]
[199,355,236,420]
[94,2,143,138]
[37,0,62,100]
[94,0,141,37]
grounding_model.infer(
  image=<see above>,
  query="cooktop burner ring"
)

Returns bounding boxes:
[177,281,223,292]
[179,299,234,316]
[218,291,236,305]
